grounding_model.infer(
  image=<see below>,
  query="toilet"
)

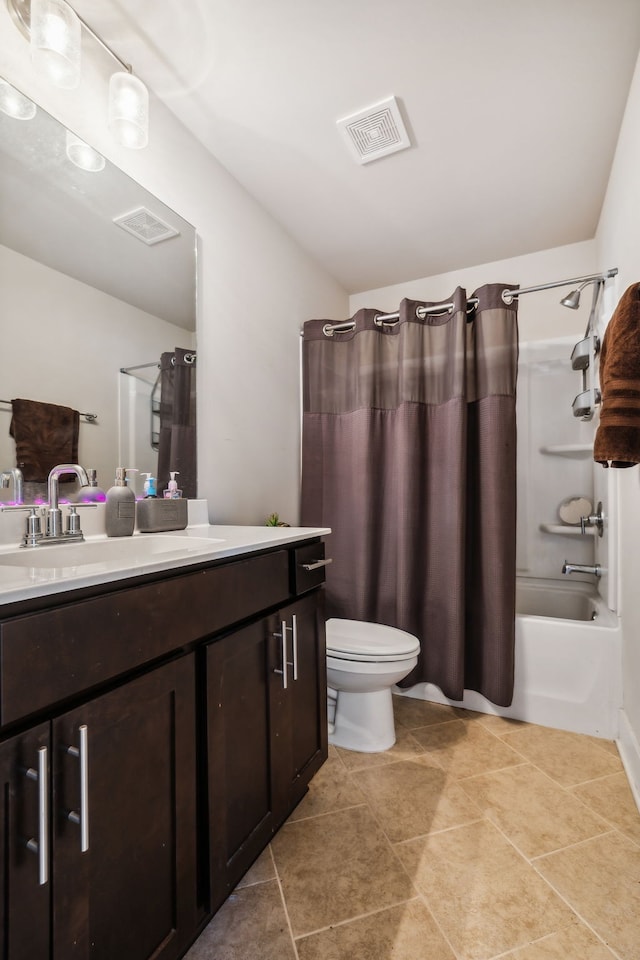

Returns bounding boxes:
[326,618,420,753]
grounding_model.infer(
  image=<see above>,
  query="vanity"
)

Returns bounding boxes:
[0,523,330,960]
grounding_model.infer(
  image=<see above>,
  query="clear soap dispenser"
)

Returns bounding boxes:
[163,471,182,499]
[105,467,136,537]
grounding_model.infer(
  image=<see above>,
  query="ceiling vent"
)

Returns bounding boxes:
[113,207,180,245]
[337,96,411,165]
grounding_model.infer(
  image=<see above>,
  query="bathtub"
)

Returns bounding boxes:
[397,577,623,740]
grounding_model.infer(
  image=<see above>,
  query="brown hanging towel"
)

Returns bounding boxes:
[594,283,640,468]
[10,399,80,482]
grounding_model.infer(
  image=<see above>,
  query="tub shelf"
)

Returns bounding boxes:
[539,444,592,458]
[539,523,596,537]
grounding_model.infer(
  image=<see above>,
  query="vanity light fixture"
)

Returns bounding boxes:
[0,77,37,118]
[65,129,105,171]
[7,0,150,148]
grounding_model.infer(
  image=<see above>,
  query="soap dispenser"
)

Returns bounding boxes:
[163,471,182,499]
[105,467,136,537]
[141,473,157,498]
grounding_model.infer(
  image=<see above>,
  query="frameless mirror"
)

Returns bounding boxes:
[0,77,197,502]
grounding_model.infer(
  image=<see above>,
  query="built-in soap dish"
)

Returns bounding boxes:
[136,498,187,533]
[570,335,600,371]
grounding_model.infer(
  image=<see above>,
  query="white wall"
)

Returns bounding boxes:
[0,9,348,526]
[596,49,640,796]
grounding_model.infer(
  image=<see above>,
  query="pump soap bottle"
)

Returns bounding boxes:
[163,471,182,499]
[105,467,136,537]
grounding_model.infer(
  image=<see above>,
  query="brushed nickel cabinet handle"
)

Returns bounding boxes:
[25,745,49,886]
[67,724,89,852]
[273,621,289,689]
[291,614,299,681]
[300,558,333,572]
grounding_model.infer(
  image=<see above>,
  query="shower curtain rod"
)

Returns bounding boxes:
[318,268,618,336]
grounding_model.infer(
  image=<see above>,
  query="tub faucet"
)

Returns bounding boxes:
[0,467,24,504]
[46,463,89,540]
[562,560,602,578]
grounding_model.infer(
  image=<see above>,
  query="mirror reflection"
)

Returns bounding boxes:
[0,77,197,503]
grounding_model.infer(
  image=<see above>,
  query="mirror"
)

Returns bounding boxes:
[0,77,197,503]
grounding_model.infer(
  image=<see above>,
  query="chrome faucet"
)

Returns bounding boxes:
[562,560,602,578]
[46,464,90,540]
[0,467,24,504]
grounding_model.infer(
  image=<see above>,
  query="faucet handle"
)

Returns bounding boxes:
[0,504,45,547]
[64,503,97,536]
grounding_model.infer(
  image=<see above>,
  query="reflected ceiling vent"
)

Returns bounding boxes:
[113,207,180,245]
[337,96,411,165]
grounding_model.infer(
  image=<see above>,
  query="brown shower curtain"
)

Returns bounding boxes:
[301,284,519,706]
[157,347,197,499]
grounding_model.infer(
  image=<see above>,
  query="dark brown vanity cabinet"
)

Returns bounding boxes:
[0,537,328,960]
[206,591,327,909]
[0,657,197,960]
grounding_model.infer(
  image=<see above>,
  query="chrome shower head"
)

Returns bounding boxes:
[560,288,582,309]
[560,280,592,309]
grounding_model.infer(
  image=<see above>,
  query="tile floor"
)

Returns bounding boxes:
[185,697,640,960]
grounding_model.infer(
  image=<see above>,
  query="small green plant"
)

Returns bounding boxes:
[265,512,289,527]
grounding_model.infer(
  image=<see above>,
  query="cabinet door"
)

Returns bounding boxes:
[206,619,278,909]
[52,656,198,960]
[272,592,328,813]
[0,723,50,960]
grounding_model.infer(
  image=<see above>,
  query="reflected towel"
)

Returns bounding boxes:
[10,399,80,482]
[594,283,640,468]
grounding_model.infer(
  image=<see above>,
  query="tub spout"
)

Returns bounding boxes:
[562,560,602,578]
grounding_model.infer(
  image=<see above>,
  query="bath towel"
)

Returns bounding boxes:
[10,399,80,482]
[594,283,640,468]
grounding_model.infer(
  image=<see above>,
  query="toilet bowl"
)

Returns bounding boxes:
[326,618,420,753]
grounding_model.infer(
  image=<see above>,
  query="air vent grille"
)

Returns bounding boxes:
[113,207,180,245]
[337,96,411,165]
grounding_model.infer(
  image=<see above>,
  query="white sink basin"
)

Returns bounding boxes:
[0,534,223,569]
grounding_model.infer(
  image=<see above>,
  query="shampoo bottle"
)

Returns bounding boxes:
[105,467,136,537]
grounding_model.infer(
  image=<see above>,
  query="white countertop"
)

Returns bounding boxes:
[0,525,331,606]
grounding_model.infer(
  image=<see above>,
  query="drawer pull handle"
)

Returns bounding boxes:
[67,724,89,852]
[25,746,49,886]
[300,558,333,572]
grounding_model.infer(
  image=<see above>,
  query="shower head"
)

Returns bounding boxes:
[560,280,592,309]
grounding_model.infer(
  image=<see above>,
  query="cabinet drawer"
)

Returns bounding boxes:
[292,541,330,594]
[0,549,290,725]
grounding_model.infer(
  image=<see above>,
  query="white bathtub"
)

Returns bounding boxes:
[397,577,623,740]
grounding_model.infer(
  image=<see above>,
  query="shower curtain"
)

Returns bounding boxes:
[157,347,197,499]
[301,285,519,706]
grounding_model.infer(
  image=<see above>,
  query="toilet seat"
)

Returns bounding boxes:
[326,618,420,663]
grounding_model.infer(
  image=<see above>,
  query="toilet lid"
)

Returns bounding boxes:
[326,618,420,661]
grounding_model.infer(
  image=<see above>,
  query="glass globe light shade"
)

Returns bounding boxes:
[108,71,149,149]
[65,130,106,172]
[0,79,37,119]
[30,0,81,90]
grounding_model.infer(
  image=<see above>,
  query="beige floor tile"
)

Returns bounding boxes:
[287,750,365,821]
[536,831,640,960]
[508,919,616,958]
[271,804,415,938]
[296,899,456,960]
[571,772,640,846]
[460,763,609,858]
[501,725,623,787]
[469,712,530,736]
[184,879,295,960]
[411,719,524,779]
[235,845,276,887]
[353,759,482,842]
[396,820,574,960]
[334,724,430,772]
[392,694,462,730]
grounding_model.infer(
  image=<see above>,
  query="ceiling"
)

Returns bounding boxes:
[69,1,640,293]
